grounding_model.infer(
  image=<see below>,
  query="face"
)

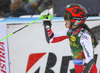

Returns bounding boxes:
[65,20,79,29]
[65,20,71,28]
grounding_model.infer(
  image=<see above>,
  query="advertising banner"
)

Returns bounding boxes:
[7,20,100,73]
[0,24,10,73]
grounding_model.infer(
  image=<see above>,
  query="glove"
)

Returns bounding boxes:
[83,59,95,73]
[40,9,53,21]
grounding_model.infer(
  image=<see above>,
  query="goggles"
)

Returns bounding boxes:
[64,11,72,20]
[64,11,87,20]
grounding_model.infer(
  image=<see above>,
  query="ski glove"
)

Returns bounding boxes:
[40,9,53,21]
[83,59,95,73]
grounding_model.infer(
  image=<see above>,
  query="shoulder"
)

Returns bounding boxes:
[80,30,91,42]
[61,28,69,34]
[64,28,69,32]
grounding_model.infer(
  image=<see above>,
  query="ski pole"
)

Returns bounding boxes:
[0,17,41,42]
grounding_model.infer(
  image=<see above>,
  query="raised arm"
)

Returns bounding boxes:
[41,10,69,43]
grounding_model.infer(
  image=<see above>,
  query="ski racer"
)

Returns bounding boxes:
[41,3,98,73]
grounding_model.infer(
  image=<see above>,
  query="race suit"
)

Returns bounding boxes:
[43,21,97,73]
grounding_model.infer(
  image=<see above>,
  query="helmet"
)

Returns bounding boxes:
[64,3,88,26]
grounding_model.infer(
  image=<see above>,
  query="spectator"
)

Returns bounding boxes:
[35,0,53,13]
[10,0,53,16]
[10,0,27,17]
[0,0,11,17]
[24,0,53,15]
[24,1,39,15]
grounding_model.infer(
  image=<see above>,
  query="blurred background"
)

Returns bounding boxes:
[0,0,100,18]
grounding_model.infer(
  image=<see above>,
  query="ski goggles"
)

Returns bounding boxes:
[64,11,88,20]
[64,11,72,20]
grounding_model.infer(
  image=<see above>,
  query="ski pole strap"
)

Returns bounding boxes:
[48,15,53,20]
[83,59,95,73]
[40,15,53,21]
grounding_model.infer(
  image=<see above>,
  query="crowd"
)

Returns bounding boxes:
[0,0,53,18]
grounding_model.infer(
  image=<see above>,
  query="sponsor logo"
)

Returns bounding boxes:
[81,35,88,40]
[73,58,83,65]
[75,53,81,55]
[73,17,87,20]
[26,52,98,73]
[70,41,79,48]
[0,42,6,73]
[26,53,46,73]
[78,31,83,37]
[26,52,74,73]
[70,36,76,42]
[81,43,90,58]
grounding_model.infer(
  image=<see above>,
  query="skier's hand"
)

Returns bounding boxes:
[40,9,53,21]
[83,59,95,73]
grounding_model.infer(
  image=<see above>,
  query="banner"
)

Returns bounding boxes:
[7,18,100,73]
[0,24,10,73]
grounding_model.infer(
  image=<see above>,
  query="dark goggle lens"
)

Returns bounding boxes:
[64,11,71,20]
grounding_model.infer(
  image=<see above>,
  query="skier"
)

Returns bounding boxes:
[41,3,98,73]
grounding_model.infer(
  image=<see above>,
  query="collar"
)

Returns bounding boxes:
[72,27,82,35]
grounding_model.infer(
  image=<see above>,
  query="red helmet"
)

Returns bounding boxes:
[64,3,88,26]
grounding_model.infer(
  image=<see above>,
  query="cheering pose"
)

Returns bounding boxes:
[41,3,98,73]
